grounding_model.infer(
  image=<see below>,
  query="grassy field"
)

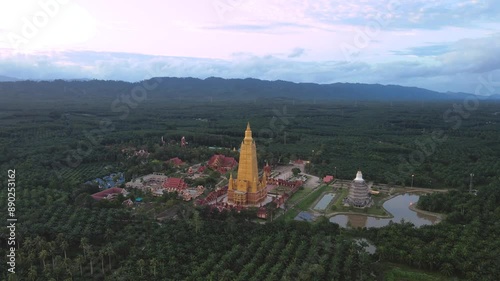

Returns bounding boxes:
[276,185,331,221]
[279,208,300,221]
[296,184,330,211]
[286,186,315,205]
[332,187,349,209]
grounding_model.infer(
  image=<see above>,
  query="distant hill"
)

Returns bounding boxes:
[487,94,500,100]
[139,77,478,101]
[0,77,480,101]
[0,75,19,82]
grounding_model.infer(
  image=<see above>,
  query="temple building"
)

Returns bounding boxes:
[227,123,268,205]
[208,154,238,174]
[346,171,373,208]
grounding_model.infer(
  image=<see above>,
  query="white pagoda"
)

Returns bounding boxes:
[346,171,373,208]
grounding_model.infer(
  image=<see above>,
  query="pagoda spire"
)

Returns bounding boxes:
[228,172,234,189]
[244,122,253,141]
[355,170,363,181]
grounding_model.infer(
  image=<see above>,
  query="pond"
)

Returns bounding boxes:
[313,193,335,211]
[329,193,439,228]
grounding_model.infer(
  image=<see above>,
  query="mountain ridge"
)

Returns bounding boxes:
[0,76,486,101]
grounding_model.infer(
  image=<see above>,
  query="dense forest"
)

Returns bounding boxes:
[0,79,499,280]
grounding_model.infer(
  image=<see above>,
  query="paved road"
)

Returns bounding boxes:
[303,174,320,188]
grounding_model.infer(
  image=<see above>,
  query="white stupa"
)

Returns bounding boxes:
[346,170,373,208]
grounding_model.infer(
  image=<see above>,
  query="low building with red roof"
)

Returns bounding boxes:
[91,187,128,201]
[207,154,238,173]
[162,177,188,192]
[167,157,185,167]
[323,175,334,183]
[197,166,207,173]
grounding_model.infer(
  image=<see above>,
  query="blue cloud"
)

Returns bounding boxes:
[288,48,305,58]
[392,44,452,56]
[304,0,500,30]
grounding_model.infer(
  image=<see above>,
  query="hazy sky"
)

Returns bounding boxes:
[0,0,499,94]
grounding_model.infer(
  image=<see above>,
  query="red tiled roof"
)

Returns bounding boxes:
[162,177,188,190]
[167,157,184,166]
[208,154,238,172]
[323,175,334,183]
[91,187,124,201]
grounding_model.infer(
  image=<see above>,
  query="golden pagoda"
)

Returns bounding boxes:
[227,123,268,205]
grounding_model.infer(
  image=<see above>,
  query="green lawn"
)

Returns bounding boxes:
[278,208,300,221]
[296,185,330,211]
[286,187,315,205]
[331,187,349,211]
[277,185,331,221]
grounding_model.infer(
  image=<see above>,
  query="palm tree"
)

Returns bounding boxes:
[34,236,45,252]
[7,272,18,281]
[191,210,202,233]
[75,255,84,276]
[48,241,56,269]
[24,237,33,251]
[61,256,71,274]
[39,249,48,269]
[80,238,89,259]
[56,233,65,246]
[53,255,65,278]
[150,258,158,277]
[99,249,105,274]
[87,247,95,276]
[28,266,37,281]
[104,243,115,271]
[104,229,114,242]
[138,259,145,276]
[27,252,36,268]
[219,269,236,281]
[440,262,454,277]
[61,240,69,260]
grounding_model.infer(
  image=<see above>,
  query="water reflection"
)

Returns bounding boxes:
[329,194,438,228]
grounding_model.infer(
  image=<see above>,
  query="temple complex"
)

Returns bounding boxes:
[227,123,268,205]
[346,171,373,208]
